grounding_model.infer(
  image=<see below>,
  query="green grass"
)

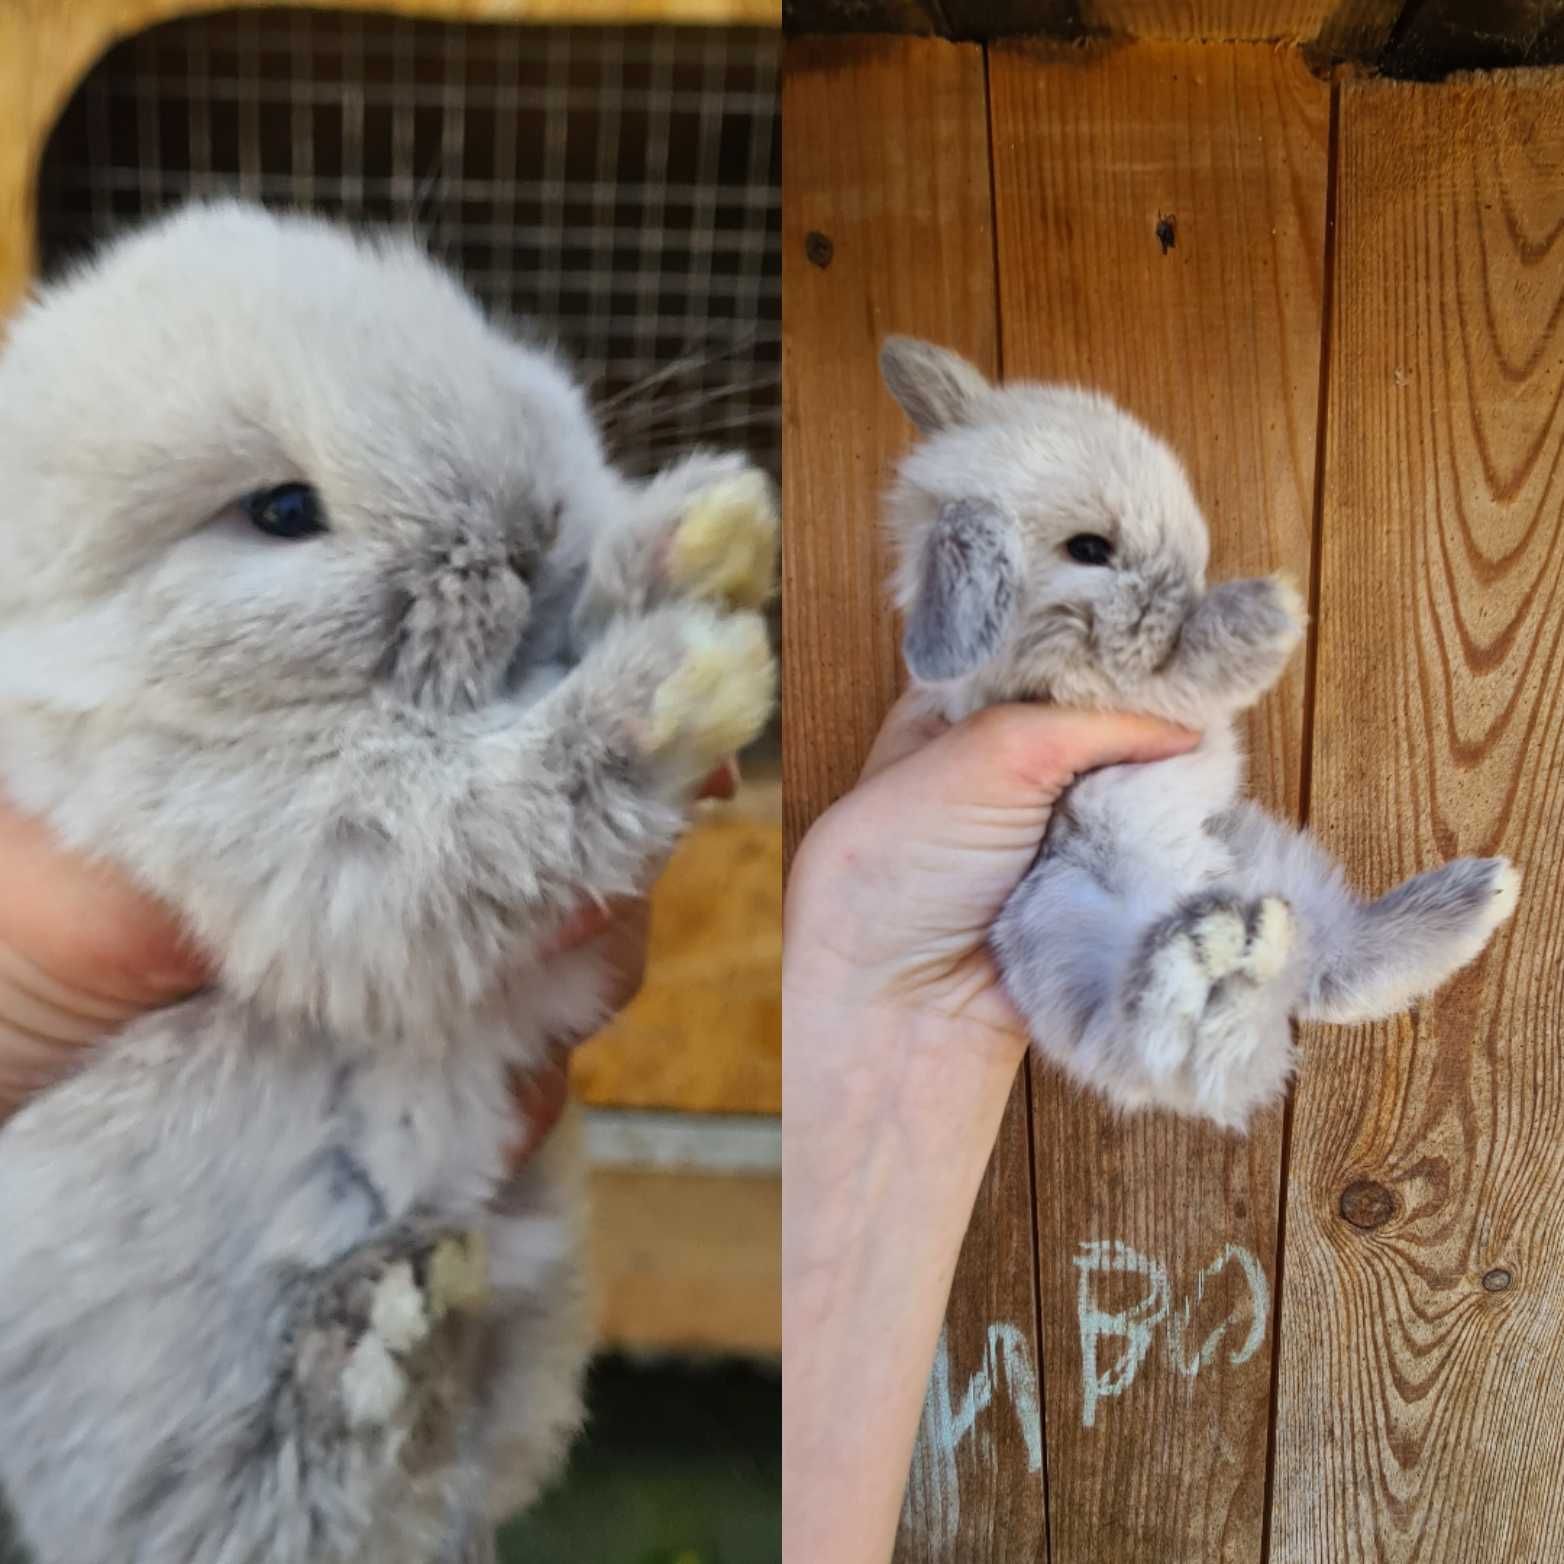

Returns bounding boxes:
[497,1355,781,1564]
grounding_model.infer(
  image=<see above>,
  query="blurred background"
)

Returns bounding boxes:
[1,5,779,1561]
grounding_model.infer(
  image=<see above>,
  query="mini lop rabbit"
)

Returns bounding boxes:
[880,337,1518,1130]
[0,203,776,1563]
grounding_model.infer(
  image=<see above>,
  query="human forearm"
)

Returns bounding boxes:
[781,983,1025,1563]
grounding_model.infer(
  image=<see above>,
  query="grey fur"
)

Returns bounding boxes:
[0,204,776,1561]
[903,498,1020,682]
[882,338,1520,1130]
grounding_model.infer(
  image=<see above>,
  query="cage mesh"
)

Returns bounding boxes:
[36,10,781,480]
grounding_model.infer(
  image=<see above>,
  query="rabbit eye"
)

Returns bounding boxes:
[1065,533,1114,567]
[244,483,326,540]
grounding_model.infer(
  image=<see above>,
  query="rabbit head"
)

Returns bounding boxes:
[0,201,620,728]
[0,202,710,1038]
[880,337,1304,727]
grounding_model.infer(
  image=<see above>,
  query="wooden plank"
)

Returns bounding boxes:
[920,0,1079,42]
[588,1168,781,1355]
[897,1086,1048,1562]
[781,38,1049,1559]
[781,0,1402,52]
[1271,70,1564,1562]
[1085,0,1360,40]
[780,36,999,851]
[1306,0,1404,65]
[988,40,1329,1562]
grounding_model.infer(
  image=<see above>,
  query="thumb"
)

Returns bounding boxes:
[874,702,1201,823]
[793,699,1202,972]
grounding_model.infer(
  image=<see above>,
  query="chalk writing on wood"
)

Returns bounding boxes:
[903,1321,1043,1545]
[1075,1239,1270,1428]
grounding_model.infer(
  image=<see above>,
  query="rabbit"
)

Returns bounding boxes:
[878,336,1519,1131]
[0,201,777,1564]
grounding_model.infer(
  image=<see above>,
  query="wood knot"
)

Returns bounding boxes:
[804,230,834,268]
[1338,1180,1396,1229]
[1482,1267,1513,1292]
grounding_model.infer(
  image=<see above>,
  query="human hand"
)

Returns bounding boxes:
[503,755,738,1167]
[781,696,1197,1564]
[0,802,209,1123]
[786,694,1200,1058]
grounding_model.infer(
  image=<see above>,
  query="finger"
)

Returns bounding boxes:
[0,802,209,1006]
[0,1023,80,1127]
[504,1053,570,1173]
[858,691,950,783]
[0,942,146,1041]
[592,898,651,1011]
[895,703,1201,814]
[542,893,649,959]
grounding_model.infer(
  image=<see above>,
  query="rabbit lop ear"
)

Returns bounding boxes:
[879,337,992,434]
[903,498,1021,683]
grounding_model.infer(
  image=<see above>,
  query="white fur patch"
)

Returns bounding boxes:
[368,1262,429,1354]
[1191,908,1247,980]
[341,1333,406,1428]
[1245,898,1294,983]
[1142,936,1210,1021]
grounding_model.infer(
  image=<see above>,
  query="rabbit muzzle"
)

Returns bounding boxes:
[384,539,536,714]
[1091,563,1197,681]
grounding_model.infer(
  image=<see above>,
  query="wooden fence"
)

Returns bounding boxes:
[784,34,1564,1561]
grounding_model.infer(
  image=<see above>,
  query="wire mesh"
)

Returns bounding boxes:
[36,9,781,480]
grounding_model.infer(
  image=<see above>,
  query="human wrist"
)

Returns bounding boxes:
[781,977,1026,1258]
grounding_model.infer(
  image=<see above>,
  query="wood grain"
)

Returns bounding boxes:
[781,35,998,853]
[1083,0,1358,40]
[988,40,1329,1562]
[781,37,1049,1558]
[1271,70,1564,1563]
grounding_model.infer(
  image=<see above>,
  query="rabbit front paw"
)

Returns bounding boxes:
[1208,574,1307,670]
[645,609,776,776]
[665,468,779,612]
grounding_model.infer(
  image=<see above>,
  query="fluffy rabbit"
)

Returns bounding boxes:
[879,337,1518,1130]
[0,202,776,1563]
